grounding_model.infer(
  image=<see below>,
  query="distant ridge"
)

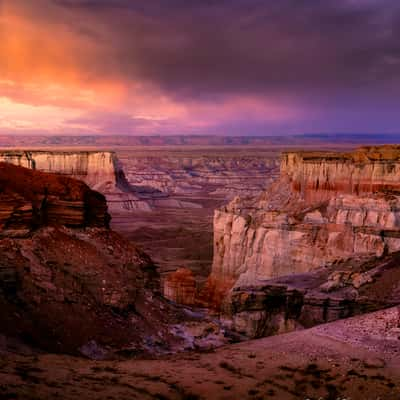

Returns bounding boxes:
[0,133,399,147]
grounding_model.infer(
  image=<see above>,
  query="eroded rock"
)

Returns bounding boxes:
[210,146,400,337]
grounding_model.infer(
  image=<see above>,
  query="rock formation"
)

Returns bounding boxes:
[228,252,400,337]
[212,146,400,285]
[0,151,117,188]
[0,150,151,213]
[0,150,279,213]
[0,162,109,236]
[210,145,400,336]
[0,163,184,356]
[121,152,279,203]
[163,268,197,306]
[112,149,280,288]
[282,146,400,203]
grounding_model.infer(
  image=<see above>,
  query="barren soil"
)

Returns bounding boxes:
[1,307,399,400]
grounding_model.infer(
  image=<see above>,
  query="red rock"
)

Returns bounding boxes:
[0,162,110,235]
[212,146,400,286]
[164,268,196,306]
[210,145,400,336]
[197,275,236,311]
[0,164,185,356]
[281,145,400,203]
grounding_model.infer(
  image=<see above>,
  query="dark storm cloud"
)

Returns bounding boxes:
[2,0,400,135]
[48,0,400,101]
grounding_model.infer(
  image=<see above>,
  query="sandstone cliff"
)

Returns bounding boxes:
[0,151,117,188]
[0,151,151,213]
[210,145,400,336]
[212,146,400,286]
[281,145,400,203]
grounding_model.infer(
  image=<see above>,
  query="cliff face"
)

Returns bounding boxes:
[281,145,400,203]
[0,151,151,213]
[210,146,400,336]
[213,193,400,286]
[212,146,400,286]
[228,252,400,338]
[0,151,117,188]
[119,152,279,204]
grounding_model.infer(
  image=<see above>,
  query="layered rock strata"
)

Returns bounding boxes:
[228,253,400,337]
[0,151,117,188]
[0,163,185,356]
[0,162,109,236]
[0,151,151,213]
[282,145,400,203]
[212,146,400,286]
[119,152,279,204]
[163,268,197,306]
[210,145,400,336]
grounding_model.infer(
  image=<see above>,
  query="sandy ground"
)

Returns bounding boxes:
[1,307,399,400]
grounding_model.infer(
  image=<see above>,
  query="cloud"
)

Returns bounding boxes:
[1,0,400,134]
[42,0,400,97]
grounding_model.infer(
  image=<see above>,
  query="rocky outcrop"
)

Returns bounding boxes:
[0,162,109,236]
[163,268,197,306]
[227,252,400,338]
[0,151,152,213]
[212,192,400,287]
[212,146,400,286]
[0,151,117,189]
[281,145,400,203]
[0,164,187,356]
[210,145,400,336]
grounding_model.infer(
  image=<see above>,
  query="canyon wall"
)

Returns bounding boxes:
[210,146,400,336]
[0,150,279,213]
[213,193,400,286]
[281,146,400,203]
[119,151,279,205]
[0,151,117,189]
[0,151,151,213]
[113,149,279,284]
[212,145,400,286]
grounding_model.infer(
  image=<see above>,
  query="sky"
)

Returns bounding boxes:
[0,0,400,136]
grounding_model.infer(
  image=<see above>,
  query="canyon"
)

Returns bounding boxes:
[113,147,279,280]
[0,162,232,357]
[0,148,280,282]
[0,143,399,399]
[2,145,399,338]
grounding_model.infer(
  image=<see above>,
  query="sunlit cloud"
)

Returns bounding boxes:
[0,0,399,135]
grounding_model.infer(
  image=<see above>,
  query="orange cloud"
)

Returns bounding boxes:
[0,1,341,135]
